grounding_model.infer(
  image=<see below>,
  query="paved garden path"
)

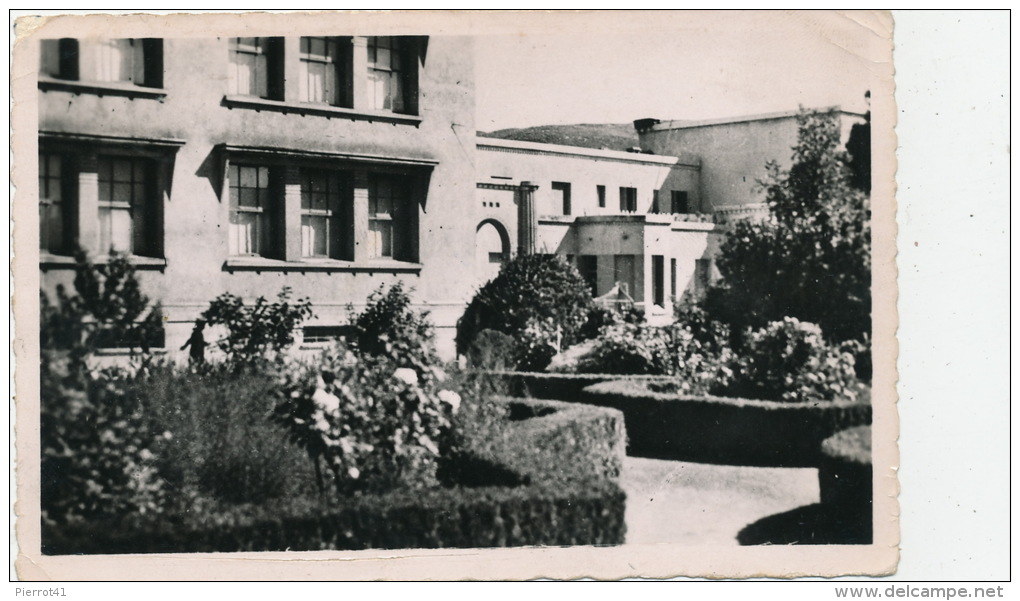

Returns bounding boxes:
[621,456,819,546]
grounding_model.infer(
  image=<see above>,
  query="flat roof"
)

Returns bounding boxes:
[643,106,868,133]
[476,137,700,167]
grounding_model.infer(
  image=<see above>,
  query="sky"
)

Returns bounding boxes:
[473,11,885,132]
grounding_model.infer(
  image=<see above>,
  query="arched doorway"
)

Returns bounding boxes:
[475,219,511,283]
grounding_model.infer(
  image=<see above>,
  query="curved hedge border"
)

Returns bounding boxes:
[474,370,679,403]
[43,398,627,554]
[818,425,872,539]
[581,379,871,467]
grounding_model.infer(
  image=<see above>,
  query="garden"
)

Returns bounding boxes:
[39,109,873,552]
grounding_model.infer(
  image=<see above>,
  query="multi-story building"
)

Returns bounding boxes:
[32,34,867,360]
[36,35,477,358]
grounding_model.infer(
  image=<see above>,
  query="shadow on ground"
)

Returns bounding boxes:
[737,502,873,545]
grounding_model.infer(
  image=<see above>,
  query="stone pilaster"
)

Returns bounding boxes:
[517,181,539,255]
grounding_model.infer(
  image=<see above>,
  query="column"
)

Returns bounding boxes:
[283,37,302,103]
[76,153,100,255]
[517,181,538,256]
[281,165,303,261]
[351,170,370,261]
[350,37,369,110]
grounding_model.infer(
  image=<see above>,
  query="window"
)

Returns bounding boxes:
[39,152,70,254]
[367,36,409,113]
[228,164,276,257]
[619,187,637,212]
[670,258,677,299]
[97,156,155,255]
[368,174,411,259]
[652,189,661,213]
[597,185,606,208]
[228,37,282,99]
[221,151,426,267]
[552,181,571,216]
[39,39,79,80]
[671,190,690,214]
[303,325,354,345]
[652,255,665,307]
[41,38,163,88]
[299,37,345,105]
[300,169,342,258]
[578,255,598,295]
[95,39,145,84]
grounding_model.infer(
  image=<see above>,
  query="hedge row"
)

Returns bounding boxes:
[581,379,872,467]
[43,398,628,554]
[818,425,873,541]
[738,425,873,545]
[474,370,679,403]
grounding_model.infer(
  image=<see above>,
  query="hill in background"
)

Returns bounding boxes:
[479,123,640,152]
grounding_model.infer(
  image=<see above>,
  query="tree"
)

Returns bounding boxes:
[708,109,871,347]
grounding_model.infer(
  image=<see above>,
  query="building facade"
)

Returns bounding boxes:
[473,138,715,323]
[36,35,477,358]
[635,108,867,221]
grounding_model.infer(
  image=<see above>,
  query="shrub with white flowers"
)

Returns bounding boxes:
[274,349,461,496]
[728,317,859,403]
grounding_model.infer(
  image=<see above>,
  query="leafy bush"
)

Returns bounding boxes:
[201,286,313,366]
[350,281,438,373]
[574,322,733,395]
[727,317,859,403]
[456,254,593,370]
[40,356,167,527]
[578,304,644,340]
[131,364,318,507]
[464,328,516,370]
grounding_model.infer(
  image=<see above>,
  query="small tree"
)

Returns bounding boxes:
[456,254,593,371]
[350,281,438,373]
[40,249,164,361]
[708,108,871,347]
[201,287,313,365]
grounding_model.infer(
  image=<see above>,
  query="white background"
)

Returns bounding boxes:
[7,8,1013,589]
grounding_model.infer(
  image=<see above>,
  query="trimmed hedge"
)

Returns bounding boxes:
[738,425,873,545]
[580,379,871,467]
[43,398,627,554]
[818,426,873,540]
[474,370,679,403]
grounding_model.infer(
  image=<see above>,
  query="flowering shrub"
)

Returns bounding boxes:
[575,322,733,395]
[727,317,859,403]
[273,347,461,495]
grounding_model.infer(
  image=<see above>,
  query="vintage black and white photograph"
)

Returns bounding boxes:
[13,10,898,580]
